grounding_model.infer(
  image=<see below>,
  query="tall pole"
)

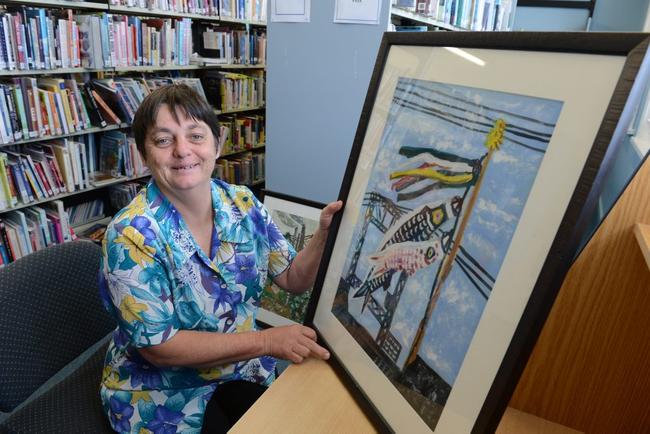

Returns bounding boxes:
[405,119,505,367]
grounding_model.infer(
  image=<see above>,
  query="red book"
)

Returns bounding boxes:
[46,156,65,191]
[33,161,53,197]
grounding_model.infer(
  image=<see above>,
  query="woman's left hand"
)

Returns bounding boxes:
[319,200,343,231]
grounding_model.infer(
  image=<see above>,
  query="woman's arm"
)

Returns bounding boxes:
[272,200,343,293]
[138,324,330,368]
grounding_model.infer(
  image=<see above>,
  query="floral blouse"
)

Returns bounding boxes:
[99,179,296,433]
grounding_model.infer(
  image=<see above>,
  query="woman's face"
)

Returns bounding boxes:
[144,104,218,199]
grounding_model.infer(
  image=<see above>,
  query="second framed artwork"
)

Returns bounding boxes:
[308,32,650,433]
[257,190,325,327]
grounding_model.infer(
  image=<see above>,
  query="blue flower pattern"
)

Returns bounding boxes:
[99,179,296,433]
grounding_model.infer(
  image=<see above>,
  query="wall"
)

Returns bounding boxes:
[514,0,650,31]
[591,0,650,30]
[266,1,391,203]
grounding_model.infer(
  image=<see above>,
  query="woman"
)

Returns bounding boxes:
[99,84,342,433]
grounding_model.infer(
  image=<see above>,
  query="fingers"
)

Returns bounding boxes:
[304,338,330,360]
[265,325,330,363]
[300,325,317,341]
[320,200,344,230]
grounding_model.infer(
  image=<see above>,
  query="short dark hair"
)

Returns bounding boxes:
[132,83,220,159]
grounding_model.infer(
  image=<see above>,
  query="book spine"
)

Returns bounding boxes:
[8,161,30,203]
[11,14,27,70]
[28,78,44,136]
[38,9,50,69]
[38,89,54,136]
[0,17,8,70]
[82,83,107,128]
[20,156,43,199]
[0,221,16,262]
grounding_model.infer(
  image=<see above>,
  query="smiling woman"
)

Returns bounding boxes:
[98,84,342,433]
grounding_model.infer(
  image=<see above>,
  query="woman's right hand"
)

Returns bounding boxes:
[261,325,330,363]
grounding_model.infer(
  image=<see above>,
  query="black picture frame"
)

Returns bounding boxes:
[305,31,650,433]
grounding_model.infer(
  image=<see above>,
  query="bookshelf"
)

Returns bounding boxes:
[391,1,518,31]
[0,0,268,266]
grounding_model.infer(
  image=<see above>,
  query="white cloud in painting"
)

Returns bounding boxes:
[423,347,453,380]
[441,279,477,316]
[492,149,519,165]
[392,318,415,345]
[477,198,516,224]
[509,196,523,207]
[476,216,504,234]
[466,232,498,262]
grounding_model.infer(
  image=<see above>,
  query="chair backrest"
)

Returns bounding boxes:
[0,240,116,412]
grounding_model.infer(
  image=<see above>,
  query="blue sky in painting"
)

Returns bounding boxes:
[339,78,563,385]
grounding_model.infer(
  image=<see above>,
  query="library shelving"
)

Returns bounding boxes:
[391,0,518,31]
[0,0,268,266]
[4,174,151,214]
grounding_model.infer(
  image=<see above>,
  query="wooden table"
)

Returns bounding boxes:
[230,358,581,433]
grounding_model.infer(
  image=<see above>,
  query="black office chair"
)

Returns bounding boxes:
[0,240,116,433]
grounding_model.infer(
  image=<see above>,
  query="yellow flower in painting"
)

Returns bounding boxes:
[236,315,253,333]
[119,295,148,323]
[198,367,224,381]
[130,391,153,404]
[103,366,127,389]
[139,428,154,434]
[115,226,156,266]
[485,118,506,151]
[233,189,254,213]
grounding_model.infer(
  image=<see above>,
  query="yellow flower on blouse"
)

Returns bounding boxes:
[233,189,254,214]
[236,315,253,333]
[130,391,153,404]
[119,294,148,323]
[115,226,156,266]
[103,366,127,389]
[197,367,224,381]
[119,194,148,221]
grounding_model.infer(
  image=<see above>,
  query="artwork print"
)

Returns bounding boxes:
[258,195,322,326]
[332,77,563,430]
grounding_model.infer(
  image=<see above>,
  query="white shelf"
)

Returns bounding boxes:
[203,64,266,70]
[215,106,265,115]
[0,64,257,76]
[0,123,129,148]
[0,174,150,214]
[71,215,111,232]
[221,144,265,158]
[1,0,108,10]
[391,7,464,31]
[0,67,109,77]
[113,64,201,72]
[108,5,220,21]
[107,5,266,26]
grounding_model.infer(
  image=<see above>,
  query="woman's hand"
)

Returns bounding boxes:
[319,200,343,231]
[261,324,330,364]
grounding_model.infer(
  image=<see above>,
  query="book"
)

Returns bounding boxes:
[50,140,75,193]
[90,88,121,125]
[44,199,71,242]
[92,79,132,122]
[80,82,107,128]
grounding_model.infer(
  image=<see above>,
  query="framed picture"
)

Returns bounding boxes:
[257,190,325,327]
[308,32,650,433]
